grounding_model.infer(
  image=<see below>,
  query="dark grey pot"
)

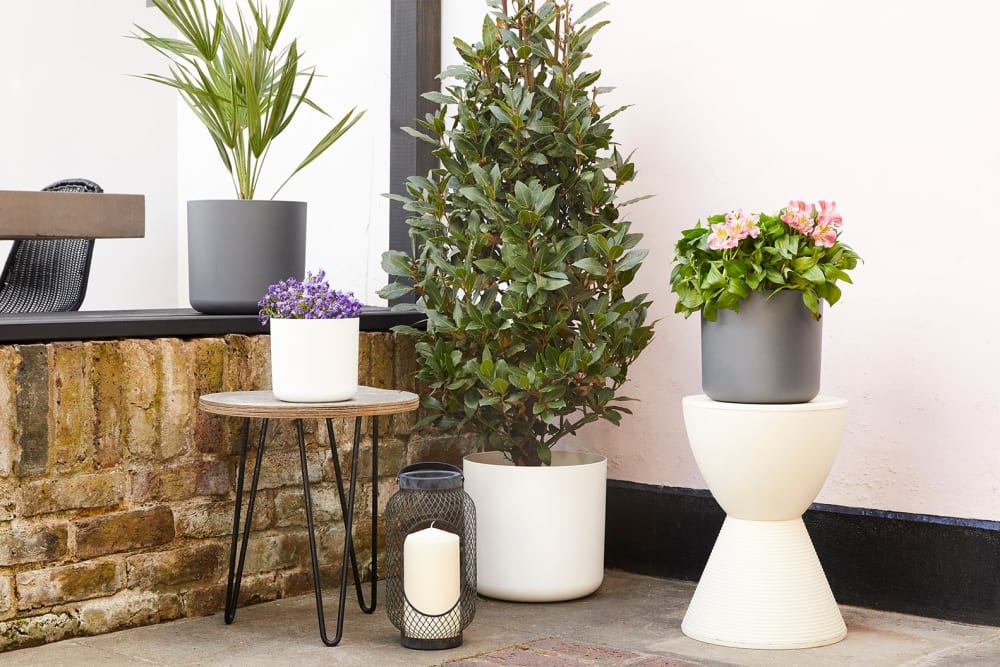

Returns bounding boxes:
[701,290,822,404]
[187,200,306,315]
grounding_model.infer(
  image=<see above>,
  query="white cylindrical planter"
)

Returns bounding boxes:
[269,317,359,402]
[463,450,606,602]
[681,395,848,649]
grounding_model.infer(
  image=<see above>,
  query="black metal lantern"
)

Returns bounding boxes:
[385,462,476,649]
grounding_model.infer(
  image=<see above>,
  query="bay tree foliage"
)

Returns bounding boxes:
[380,0,655,466]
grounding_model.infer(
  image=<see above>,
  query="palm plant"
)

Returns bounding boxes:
[134,0,363,199]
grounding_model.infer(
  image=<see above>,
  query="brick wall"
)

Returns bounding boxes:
[0,332,467,651]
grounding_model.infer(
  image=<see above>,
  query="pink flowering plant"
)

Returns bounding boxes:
[258,270,362,324]
[670,200,861,321]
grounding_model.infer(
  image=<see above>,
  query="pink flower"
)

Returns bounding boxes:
[814,200,842,230]
[781,200,814,234]
[707,222,738,250]
[725,209,761,241]
[811,220,839,248]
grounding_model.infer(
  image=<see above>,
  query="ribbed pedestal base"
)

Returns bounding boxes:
[682,517,846,649]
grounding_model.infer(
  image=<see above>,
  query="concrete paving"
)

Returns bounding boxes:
[1,571,998,666]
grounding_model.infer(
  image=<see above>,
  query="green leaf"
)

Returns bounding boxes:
[488,104,512,124]
[701,264,725,290]
[824,282,843,306]
[793,256,818,272]
[727,278,750,299]
[703,300,719,322]
[823,265,854,283]
[381,250,412,276]
[535,274,571,291]
[482,15,498,51]
[765,268,786,285]
[802,290,820,317]
[802,265,826,284]
[401,126,437,145]
[275,106,365,198]
[679,288,702,310]
[577,1,610,24]
[536,443,552,466]
[459,186,495,209]
[421,91,456,105]
[614,248,648,273]
[572,258,607,276]
[775,234,798,258]
[717,291,742,312]
[474,258,507,275]
[723,259,746,277]
[534,184,558,214]
[377,282,412,300]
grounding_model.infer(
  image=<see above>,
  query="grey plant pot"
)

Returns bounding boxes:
[701,290,822,404]
[187,200,306,315]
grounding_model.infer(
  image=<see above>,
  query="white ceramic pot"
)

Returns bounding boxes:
[269,317,359,402]
[462,450,606,602]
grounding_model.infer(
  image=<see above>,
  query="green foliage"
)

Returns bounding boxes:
[380,0,655,466]
[134,0,364,199]
[670,209,861,321]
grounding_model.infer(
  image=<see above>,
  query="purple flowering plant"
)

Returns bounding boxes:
[258,270,363,325]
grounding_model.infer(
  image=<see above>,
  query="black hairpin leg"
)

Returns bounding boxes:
[226,414,380,647]
[325,417,378,614]
[225,417,268,624]
[297,417,341,645]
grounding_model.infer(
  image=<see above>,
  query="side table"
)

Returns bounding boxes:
[198,387,419,646]
[680,394,848,649]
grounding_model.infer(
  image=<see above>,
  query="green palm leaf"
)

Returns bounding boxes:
[134,0,362,200]
[272,107,365,199]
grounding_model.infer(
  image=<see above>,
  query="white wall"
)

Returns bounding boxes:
[442,0,1000,521]
[0,0,178,310]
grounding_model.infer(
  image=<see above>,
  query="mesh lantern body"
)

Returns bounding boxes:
[385,463,477,650]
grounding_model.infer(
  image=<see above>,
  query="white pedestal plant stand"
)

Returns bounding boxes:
[681,394,848,649]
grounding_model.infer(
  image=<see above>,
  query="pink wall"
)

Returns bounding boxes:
[444,0,1000,521]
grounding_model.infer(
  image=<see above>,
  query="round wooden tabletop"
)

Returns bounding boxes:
[198,387,420,419]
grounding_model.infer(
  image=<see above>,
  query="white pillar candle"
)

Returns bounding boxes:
[403,523,461,638]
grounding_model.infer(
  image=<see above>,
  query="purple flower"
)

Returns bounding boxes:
[258,270,363,324]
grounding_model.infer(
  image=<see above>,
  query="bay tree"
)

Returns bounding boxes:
[381,0,654,466]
